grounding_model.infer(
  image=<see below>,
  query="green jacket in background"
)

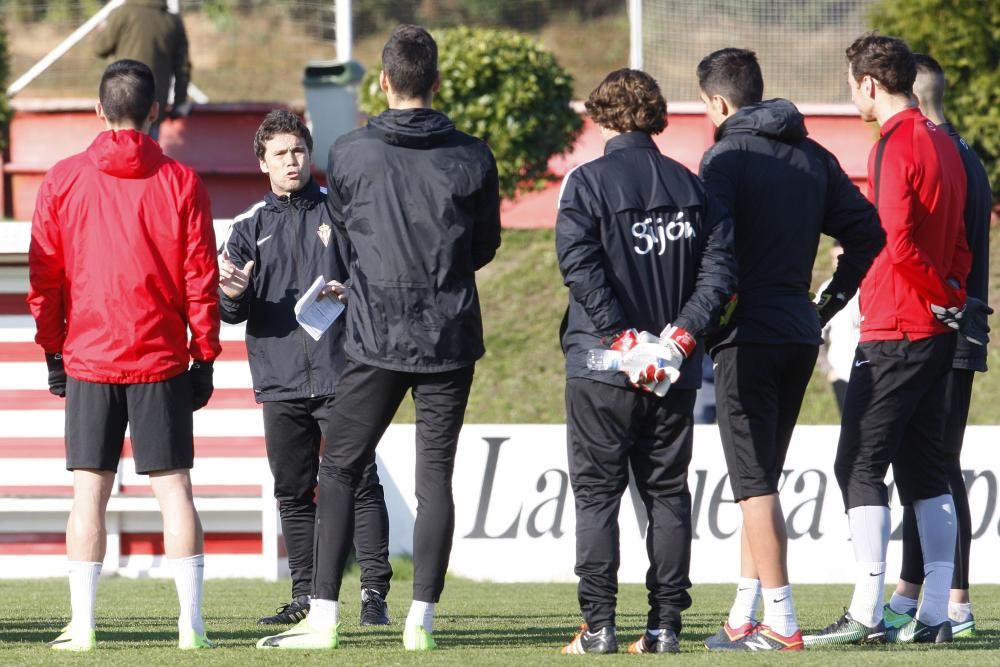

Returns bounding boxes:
[93,0,191,123]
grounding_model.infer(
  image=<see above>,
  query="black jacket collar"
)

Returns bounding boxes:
[265,178,323,211]
[604,131,658,155]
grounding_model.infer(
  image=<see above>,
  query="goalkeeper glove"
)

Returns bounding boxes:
[188,360,214,411]
[815,286,848,327]
[45,352,66,397]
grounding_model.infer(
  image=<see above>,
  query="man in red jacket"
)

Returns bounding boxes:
[28,60,220,651]
[805,34,971,647]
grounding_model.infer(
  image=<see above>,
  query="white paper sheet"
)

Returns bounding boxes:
[294,275,345,341]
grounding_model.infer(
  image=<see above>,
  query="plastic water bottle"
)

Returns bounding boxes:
[587,349,623,371]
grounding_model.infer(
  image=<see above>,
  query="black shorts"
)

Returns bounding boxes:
[713,343,818,501]
[834,334,955,509]
[65,373,195,474]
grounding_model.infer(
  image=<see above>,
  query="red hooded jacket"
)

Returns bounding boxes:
[28,129,221,383]
[859,108,971,342]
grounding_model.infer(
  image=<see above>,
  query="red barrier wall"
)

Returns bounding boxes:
[3,99,877,225]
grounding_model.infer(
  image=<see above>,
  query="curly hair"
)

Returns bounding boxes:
[846,33,916,96]
[253,109,313,160]
[585,68,667,135]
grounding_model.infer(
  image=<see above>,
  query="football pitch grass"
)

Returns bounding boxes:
[1,564,998,665]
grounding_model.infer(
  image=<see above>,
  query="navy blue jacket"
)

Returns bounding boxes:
[942,123,991,372]
[699,99,884,349]
[219,179,347,402]
[556,131,737,391]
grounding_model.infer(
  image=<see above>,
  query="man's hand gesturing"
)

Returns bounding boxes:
[219,249,255,299]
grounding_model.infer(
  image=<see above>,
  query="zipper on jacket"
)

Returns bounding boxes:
[292,200,316,397]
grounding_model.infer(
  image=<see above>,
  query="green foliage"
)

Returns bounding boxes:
[870,0,1000,204]
[358,27,582,199]
[0,18,10,151]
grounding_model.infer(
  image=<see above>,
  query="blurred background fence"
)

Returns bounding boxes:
[3,0,878,104]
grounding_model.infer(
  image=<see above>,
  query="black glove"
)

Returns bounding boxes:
[961,296,994,346]
[167,102,192,120]
[45,352,66,397]
[815,286,848,327]
[188,360,214,411]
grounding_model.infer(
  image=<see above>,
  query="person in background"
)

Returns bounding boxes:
[94,0,192,140]
[817,242,861,414]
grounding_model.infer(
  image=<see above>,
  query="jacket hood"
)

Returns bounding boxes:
[368,108,455,149]
[715,98,807,143]
[86,129,164,179]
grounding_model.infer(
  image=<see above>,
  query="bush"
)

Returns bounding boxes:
[870,0,1000,205]
[358,27,582,199]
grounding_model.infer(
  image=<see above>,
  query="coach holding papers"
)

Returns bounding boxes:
[218,110,393,628]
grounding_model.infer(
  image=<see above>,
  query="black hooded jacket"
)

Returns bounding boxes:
[326,108,502,373]
[557,131,738,391]
[219,179,347,402]
[699,99,884,348]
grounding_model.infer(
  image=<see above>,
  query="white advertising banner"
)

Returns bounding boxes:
[375,424,1000,585]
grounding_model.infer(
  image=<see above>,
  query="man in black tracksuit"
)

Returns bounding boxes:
[256,25,501,652]
[557,68,737,655]
[696,49,884,651]
[219,110,392,626]
[886,52,994,638]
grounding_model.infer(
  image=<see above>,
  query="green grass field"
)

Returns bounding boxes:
[2,562,998,664]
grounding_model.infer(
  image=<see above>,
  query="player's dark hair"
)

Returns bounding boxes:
[253,110,313,160]
[846,33,916,95]
[99,59,156,128]
[696,48,764,109]
[585,68,667,135]
[913,53,944,75]
[381,24,438,100]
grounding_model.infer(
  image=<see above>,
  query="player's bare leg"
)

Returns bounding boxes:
[151,469,211,649]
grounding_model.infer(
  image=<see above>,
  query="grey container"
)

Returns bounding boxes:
[303,60,365,171]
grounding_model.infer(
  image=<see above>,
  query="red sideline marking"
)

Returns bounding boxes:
[0,388,259,410]
[0,294,29,316]
[0,437,267,458]
[0,340,249,362]
[0,532,272,555]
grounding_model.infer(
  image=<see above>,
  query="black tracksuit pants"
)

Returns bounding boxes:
[263,396,392,599]
[899,368,976,590]
[566,378,695,634]
[313,359,474,603]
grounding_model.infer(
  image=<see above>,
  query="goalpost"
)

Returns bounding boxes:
[630,0,879,104]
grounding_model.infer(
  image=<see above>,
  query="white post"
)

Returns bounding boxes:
[166,0,180,12]
[628,0,643,71]
[336,0,353,63]
[6,0,126,97]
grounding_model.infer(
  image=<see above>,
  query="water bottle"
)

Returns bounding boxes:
[587,349,623,371]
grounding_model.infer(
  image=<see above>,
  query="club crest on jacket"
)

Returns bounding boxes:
[317,223,331,247]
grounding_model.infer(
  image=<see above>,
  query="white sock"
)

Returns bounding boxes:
[170,554,205,635]
[913,495,956,627]
[727,577,761,627]
[949,601,973,623]
[406,600,435,633]
[888,592,918,614]
[761,585,798,636]
[308,598,340,629]
[846,505,890,626]
[68,561,101,632]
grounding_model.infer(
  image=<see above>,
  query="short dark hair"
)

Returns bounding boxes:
[585,68,667,135]
[846,33,915,95]
[381,24,438,100]
[253,110,313,160]
[696,48,764,109]
[914,52,944,75]
[99,59,156,128]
